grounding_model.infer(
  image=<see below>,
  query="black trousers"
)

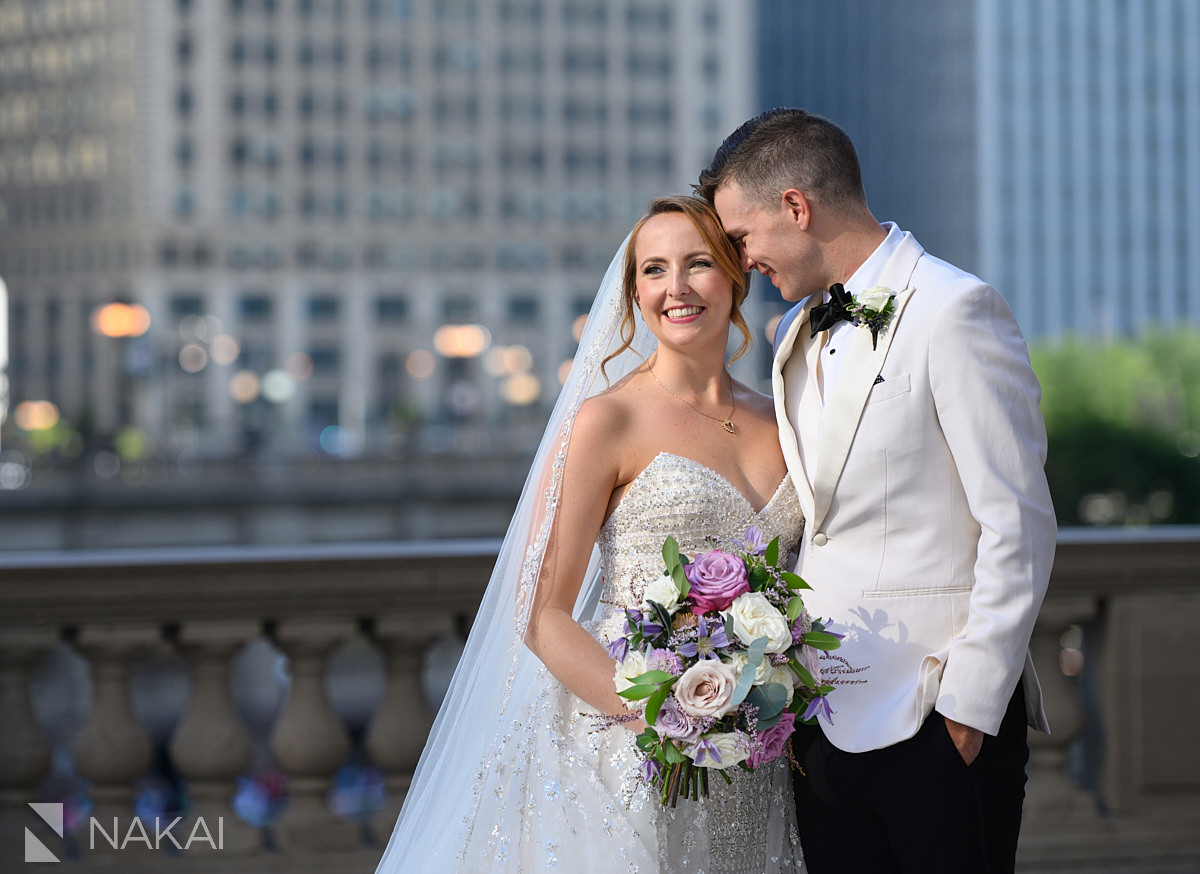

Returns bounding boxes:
[792,686,1029,874]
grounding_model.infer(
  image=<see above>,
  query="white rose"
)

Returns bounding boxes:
[727,592,792,654]
[857,286,893,313]
[728,653,796,705]
[613,649,649,711]
[691,731,750,770]
[674,659,739,718]
[640,575,681,614]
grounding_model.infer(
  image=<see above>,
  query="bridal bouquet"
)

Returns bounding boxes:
[608,528,840,807]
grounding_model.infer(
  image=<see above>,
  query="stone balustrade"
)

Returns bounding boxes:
[1,531,1198,872]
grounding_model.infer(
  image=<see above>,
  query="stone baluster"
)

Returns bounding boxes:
[0,629,58,867]
[267,619,359,852]
[1024,597,1099,822]
[70,624,159,852]
[365,615,454,837]
[168,620,261,854]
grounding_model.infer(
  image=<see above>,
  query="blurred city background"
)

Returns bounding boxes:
[1,1,1198,872]
[1,0,1198,548]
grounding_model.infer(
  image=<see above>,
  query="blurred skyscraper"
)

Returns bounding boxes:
[756,0,1200,340]
[0,0,754,462]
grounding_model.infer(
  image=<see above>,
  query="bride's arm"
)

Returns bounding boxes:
[524,398,646,729]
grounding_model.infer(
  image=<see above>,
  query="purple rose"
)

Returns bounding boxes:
[685,551,750,614]
[653,697,704,743]
[747,711,797,769]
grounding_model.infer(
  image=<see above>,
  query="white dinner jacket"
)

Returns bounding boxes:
[774,229,1055,753]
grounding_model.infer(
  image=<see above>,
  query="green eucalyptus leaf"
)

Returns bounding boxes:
[745,682,789,725]
[728,637,768,707]
[786,595,805,622]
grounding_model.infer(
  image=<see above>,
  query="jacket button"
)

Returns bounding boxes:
[812,532,828,546]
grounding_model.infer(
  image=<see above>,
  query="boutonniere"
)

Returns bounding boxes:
[844,286,897,350]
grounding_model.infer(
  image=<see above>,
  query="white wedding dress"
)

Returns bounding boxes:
[452,452,806,873]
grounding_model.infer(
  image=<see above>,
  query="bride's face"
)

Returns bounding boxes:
[633,213,734,353]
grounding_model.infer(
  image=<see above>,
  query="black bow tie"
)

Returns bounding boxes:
[809,283,854,338]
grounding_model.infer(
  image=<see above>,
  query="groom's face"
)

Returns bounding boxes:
[713,181,824,303]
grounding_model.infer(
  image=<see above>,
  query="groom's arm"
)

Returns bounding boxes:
[927,282,1057,740]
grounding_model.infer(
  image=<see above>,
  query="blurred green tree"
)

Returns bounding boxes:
[1030,331,1200,526]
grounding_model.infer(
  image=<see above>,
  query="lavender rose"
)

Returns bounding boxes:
[653,697,704,743]
[674,659,738,718]
[685,551,750,614]
[747,711,797,769]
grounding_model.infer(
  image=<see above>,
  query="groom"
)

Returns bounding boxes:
[700,108,1056,873]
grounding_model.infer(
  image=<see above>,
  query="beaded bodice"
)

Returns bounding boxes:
[595,452,804,631]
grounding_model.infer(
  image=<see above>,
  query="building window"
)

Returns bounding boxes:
[375,295,409,322]
[170,295,205,319]
[442,297,477,322]
[507,296,539,323]
[176,87,194,116]
[240,294,274,322]
[308,347,341,373]
[174,188,196,218]
[308,295,340,321]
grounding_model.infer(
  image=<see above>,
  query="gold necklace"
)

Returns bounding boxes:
[649,366,736,434]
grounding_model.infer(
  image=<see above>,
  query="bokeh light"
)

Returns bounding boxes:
[92,303,151,338]
[210,334,241,365]
[261,369,296,403]
[484,345,533,376]
[502,373,541,406]
[558,358,573,385]
[571,314,588,342]
[285,352,314,381]
[230,370,261,403]
[179,343,208,373]
[433,324,491,358]
[114,427,150,461]
[406,349,435,379]
[14,400,60,431]
[319,425,359,456]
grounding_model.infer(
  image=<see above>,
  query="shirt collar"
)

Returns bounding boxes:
[842,222,903,298]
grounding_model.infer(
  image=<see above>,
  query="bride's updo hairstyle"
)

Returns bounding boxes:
[603,195,751,377]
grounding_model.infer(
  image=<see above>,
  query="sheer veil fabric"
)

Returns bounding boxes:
[374,236,663,872]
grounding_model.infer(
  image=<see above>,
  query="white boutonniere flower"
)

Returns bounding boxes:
[845,285,898,349]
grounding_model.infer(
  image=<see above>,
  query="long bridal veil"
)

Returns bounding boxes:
[374,236,656,873]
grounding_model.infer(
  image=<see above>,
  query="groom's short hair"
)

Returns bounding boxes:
[696,108,868,211]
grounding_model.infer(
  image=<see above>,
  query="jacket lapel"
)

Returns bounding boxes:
[809,233,925,532]
[772,299,817,525]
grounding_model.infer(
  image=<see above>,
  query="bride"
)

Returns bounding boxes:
[375,196,806,873]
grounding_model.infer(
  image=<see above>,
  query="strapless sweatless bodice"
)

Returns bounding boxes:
[595,452,805,628]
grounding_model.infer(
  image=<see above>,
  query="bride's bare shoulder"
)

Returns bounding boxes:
[575,370,646,438]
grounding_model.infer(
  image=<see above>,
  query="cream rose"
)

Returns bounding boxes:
[640,575,681,614]
[613,650,649,711]
[857,285,894,312]
[727,592,792,653]
[692,731,750,770]
[674,659,738,718]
